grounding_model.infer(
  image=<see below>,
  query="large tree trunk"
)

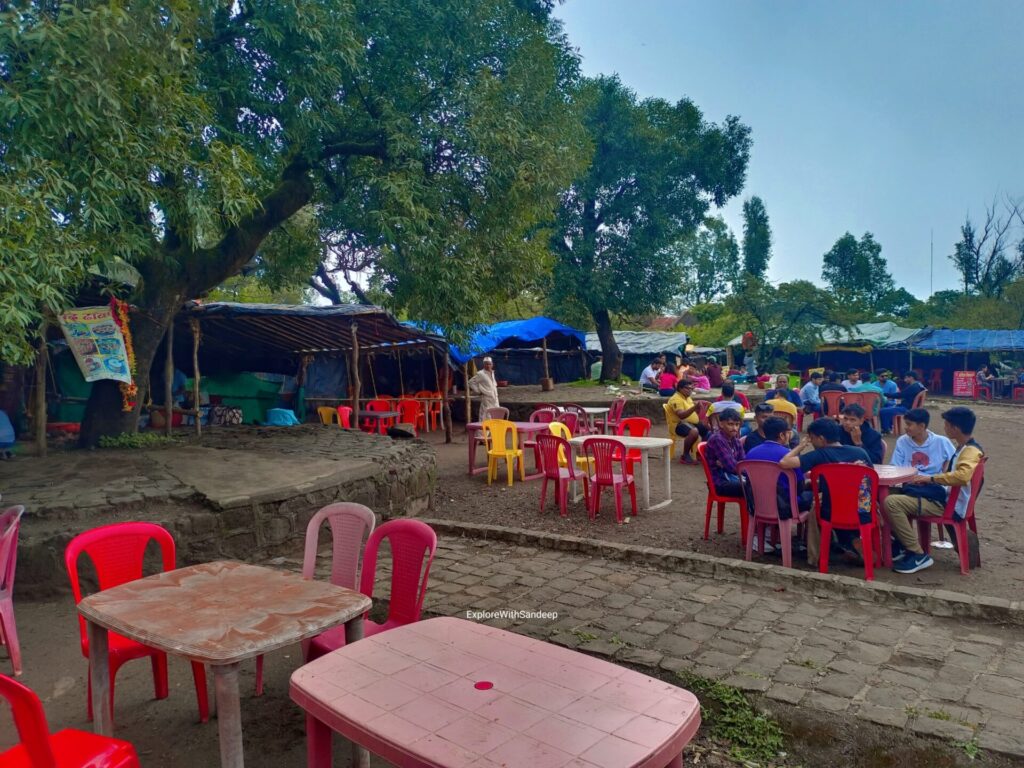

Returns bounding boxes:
[592,308,622,382]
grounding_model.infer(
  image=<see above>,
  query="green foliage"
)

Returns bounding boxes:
[953,738,982,761]
[821,232,917,318]
[672,217,740,308]
[675,671,785,763]
[907,280,1024,329]
[98,433,179,450]
[740,196,772,280]
[685,302,745,349]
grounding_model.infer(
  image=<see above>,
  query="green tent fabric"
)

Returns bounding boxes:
[200,373,281,424]
[53,350,91,422]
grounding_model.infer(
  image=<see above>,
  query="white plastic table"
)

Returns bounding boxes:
[569,435,674,511]
[582,406,611,433]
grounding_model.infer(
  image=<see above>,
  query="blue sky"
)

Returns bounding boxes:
[553,0,1024,299]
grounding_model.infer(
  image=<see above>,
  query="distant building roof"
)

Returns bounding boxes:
[585,331,690,356]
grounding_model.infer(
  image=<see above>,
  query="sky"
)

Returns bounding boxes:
[553,0,1024,300]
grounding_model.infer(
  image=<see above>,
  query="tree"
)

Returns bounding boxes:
[820,231,915,317]
[672,217,740,308]
[949,199,1024,297]
[548,75,751,380]
[2,0,587,445]
[740,196,772,280]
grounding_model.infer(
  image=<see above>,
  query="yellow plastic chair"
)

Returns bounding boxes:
[482,419,525,486]
[663,403,680,459]
[548,422,593,473]
[317,406,339,426]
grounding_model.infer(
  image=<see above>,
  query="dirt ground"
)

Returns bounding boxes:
[427,397,1023,600]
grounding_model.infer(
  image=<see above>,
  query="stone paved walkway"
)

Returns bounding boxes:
[389,537,1024,759]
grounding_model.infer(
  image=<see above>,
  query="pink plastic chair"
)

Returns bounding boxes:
[892,389,927,434]
[254,503,376,695]
[564,404,594,435]
[820,390,844,419]
[64,523,209,723]
[595,397,626,433]
[615,417,651,475]
[556,411,579,435]
[0,674,140,768]
[809,464,881,581]
[912,457,986,575]
[307,519,437,661]
[524,408,558,467]
[583,437,637,524]
[697,442,748,547]
[396,399,425,435]
[0,507,24,677]
[738,461,808,568]
[536,433,589,517]
[336,405,353,429]
[474,406,511,452]
[844,391,881,430]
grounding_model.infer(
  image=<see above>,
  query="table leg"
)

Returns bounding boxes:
[878,487,892,567]
[639,451,651,511]
[213,663,244,768]
[88,620,112,736]
[467,426,479,475]
[306,713,332,768]
[344,617,370,768]
[663,445,672,505]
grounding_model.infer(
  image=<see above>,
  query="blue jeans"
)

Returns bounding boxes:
[880,406,906,432]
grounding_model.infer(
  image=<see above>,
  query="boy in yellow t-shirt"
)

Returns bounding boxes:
[666,379,709,464]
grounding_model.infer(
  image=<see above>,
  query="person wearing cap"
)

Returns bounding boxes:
[469,357,500,415]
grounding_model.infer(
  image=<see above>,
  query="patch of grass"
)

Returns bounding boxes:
[928,709,952,721]
[794,658,820,669]
[904,705,920,718]
[675,670,785,764]
[98,433,179,450]
[609,635,627,646]
[570,628,597,643]
[953,738,982,761]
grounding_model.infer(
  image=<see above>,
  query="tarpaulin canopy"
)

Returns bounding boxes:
[904,329,1024,353]
[584,331,690,357]
[727,322,922,350]
[443,317,586,365]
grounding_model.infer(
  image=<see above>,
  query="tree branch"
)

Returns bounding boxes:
[319,137,388,162]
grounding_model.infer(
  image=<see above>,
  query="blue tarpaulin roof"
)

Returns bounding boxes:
[436,317,586,364]
[906,329,1024,353]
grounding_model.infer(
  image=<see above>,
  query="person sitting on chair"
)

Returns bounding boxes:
[799,371,824,415]
[667,379,709,464]
[838,403,885,464]
[880,370,926,434]
[745,415,813,518]
[704,409,744,497]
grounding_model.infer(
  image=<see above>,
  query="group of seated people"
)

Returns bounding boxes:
[664,374,983,576]
[641,357,719,395]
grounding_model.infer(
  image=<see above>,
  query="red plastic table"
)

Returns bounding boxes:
[79,561,371,768]
[465,421,548,478]
[875,464,919,566]
[291,616,701,768]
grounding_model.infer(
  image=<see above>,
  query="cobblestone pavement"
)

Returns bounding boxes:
[385,537,1024,759]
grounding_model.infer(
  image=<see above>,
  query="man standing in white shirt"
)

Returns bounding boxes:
[468,357,500,415]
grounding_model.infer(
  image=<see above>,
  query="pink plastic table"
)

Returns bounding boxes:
[291,616,701,768]
[466,421,548,478]
[79,561,371,768]
[875,464,919,566]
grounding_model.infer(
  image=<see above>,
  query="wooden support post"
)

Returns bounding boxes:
[349,323,361,417]
[367,353,378,397]
[190,318,202,437]
[34,321,48,457]
[463,363,471,423]
[726,345,734,370]
[869,350,875,373]
[397,349,405,396]
[164,321,174,438]
[542,338,550,381]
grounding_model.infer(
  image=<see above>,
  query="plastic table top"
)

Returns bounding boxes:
[291,616,700,768]
[874,464,919,486]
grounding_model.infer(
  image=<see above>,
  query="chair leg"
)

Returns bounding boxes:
[779,520,793,568]
[591,486,601,520]
[151,652,169,700]
[192,661,209,723]
[745,520,756,561]
[557,479,568,517]
[738,503,749,548]
[539,476,549,513]
[717,501,725,534]
[506,456,514,486]
[917,519,931,554]
[861,525,875,581]
[518,454,525,482]
[255,654,264,696]
[627,479,637,516]
[818,522,832,574]
[614,482,624,524]
[582,478,590,510]
[703,497,713,540]
[954,522,970,575]
[0,599,22,676]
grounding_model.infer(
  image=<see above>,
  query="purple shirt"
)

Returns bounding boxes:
[705,430,744,486]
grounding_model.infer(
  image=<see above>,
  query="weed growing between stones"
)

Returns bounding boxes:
[98,433,179,449]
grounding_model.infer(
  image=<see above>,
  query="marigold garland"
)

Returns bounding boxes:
[110,298,138,411]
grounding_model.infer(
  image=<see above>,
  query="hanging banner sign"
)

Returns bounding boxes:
[58,306,133,384]
[952,370,975,398]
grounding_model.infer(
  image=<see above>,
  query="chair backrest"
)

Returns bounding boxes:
[536,433,575,479]
[556,412,579,434]
[482,406,509,421]
[336,406,353,429]
[582,437,625,483]
[821,390,844,416]
[359,520,437,628]
[662,402,677,429]
[414,390,433,398]
[946,455,986,519]
[397,400,423,423]
[808,463,878,529]
[302,503,376,588]
[548,421,572,440]
[316,406,338,425]
[737,461,798,523]
[564,404,592,432]
[64,523,176,653]
[846,391,881,416]
[535,403,561,413]
[609,397,626,422]
[0,506,25,596]
[616,417,650,438]
[912,389,927,408]
[529,408,557,424]
[0,674,57,768]
[481,419,518,451]
[695,442,715,491]
[367,399,392,413]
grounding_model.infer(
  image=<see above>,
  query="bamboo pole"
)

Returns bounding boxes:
[349,323,361,416]
[164,321,174,437]
[190,318,202,437]
[34,321,48,457]
[542,338,550,380]
[367,352,378,397]
[397,349,405,396]
[429,348,452,442]
[463,363,471,422]
[869,350,875,373]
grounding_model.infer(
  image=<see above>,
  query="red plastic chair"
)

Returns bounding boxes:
[0,674,140,768]
[362,398,396,434]
[738,461,807,568]
[892,389,927,435]
[1014,386,1024,402]
[415,391,442,431]
[524,408,558,467]
[809,464,881,580]
[536,433,589,517]
[582,437,637,524]
[912,457,986,575]
[595,397,626,434]
[254,503,375,695]
[928,369,943,394]
[0,507,24,677]
[395,399,426,435]
[697,442,748,547]
[564,404,594,435]
[975,380,992,401]
[820,390,844,419]
[307,519,437,661]
[64,523,208,723]
[615,417,651,475]
[336,405,353,429]
[556,411,579,435]
[844,391,881,430]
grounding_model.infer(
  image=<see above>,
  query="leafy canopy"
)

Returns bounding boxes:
[740,196,772,280]
[821,231,917,318]
[672,216,740,308]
